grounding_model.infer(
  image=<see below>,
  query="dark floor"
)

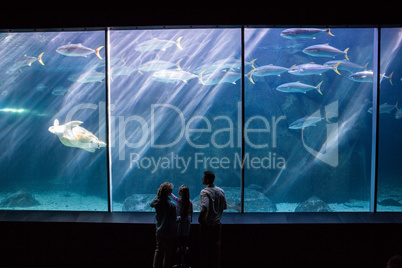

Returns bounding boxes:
[0,212,401,267]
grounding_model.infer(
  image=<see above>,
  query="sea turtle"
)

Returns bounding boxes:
[48,119,106,152]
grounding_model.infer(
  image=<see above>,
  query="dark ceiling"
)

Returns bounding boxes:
[0,0,399,30]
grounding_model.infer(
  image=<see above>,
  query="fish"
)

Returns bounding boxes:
[193,58,256,75]
[349,71,393,84]
[137,59,182,74]
[367,102,398,114]
[303,44,349,60]
[395,109,402,119]
[36,84,47,92]
[135,36,183,52]
[349,70,373,83]
[324,60,366,73]
[7,52,45,73]
[276,81,323,95]
[56,44,104,59]
[280,28,334,39]
[51,86,69,96]
[288,62,341,76]
[68,70,105,83]
[152,69,199,84]
[247,64,289,84]
[289,113,331,129]
[110,66,137,77]
[199,71,242,85]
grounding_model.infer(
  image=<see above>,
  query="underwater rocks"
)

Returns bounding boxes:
[378,199,402,207]
[122,194,155,212]
[295,196,332,212]
[0,190,40,208]
[192,187,277,212]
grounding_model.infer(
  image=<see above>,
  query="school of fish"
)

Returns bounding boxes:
[3,29,400,150]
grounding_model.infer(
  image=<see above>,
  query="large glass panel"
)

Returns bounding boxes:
[377,28,402,211]
[0,31,108,211]
[244,28,374,212]
[110,28,242,212]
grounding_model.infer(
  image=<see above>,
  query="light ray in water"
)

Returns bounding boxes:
[262,165,286,195]
[110,28,242,192]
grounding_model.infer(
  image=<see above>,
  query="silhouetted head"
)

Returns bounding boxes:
[202,171,215,185]
[179,185,190,199]
[157,182,173,199]
[387,255,402,268]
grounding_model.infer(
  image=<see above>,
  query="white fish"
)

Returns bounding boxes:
[349,71,393,85]
[110,66,137,77]
[280,28,335,39]
[51,86,69,96]
[288,62,341,76]
[303,44,349,60]
[276,81,323,95]
[137,59,182,74]
[135,37,183,52]
[193,58,256,75]
[247,64,289,84]
[7,52,45,74]
[68,70,105,83]
[152,69,199,84]
[56,44,104,59]
[199,71,242,85]
[368,102,398,114]
[36,84,47,92]
[289,113,331,129]
[324,60,366,73]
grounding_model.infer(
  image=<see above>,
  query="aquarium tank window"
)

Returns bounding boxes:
[0,26,400,214]
[377,28,402,212]
[0,31,108,211]
[244,28,375,212]
[109,28,242,212]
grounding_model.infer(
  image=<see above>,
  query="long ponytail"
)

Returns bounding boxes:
[179,185,190,218]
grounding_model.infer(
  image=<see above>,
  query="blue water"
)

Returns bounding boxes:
[0,28,401,212]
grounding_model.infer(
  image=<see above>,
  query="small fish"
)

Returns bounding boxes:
[276,81,323,95]
[289,113,331,129]
[367,102,398,114]
[324,60,365,73]
[303,44,349,60]
[68,70,105,83]
[193,58,256,74]
[135,36,183,52]
[36,84,47,92]
[56,44,104,59]
[152,69,199,84]
[51,86,69,96]
[110,66,137,77]
[280,28,334,39]
[349,71,393,84]
[247,64,289,84]
[395,109,402,119]
[288,62,341,76]
[7,52,45,73]
[137,59,182,74]
[199,71,242,85]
